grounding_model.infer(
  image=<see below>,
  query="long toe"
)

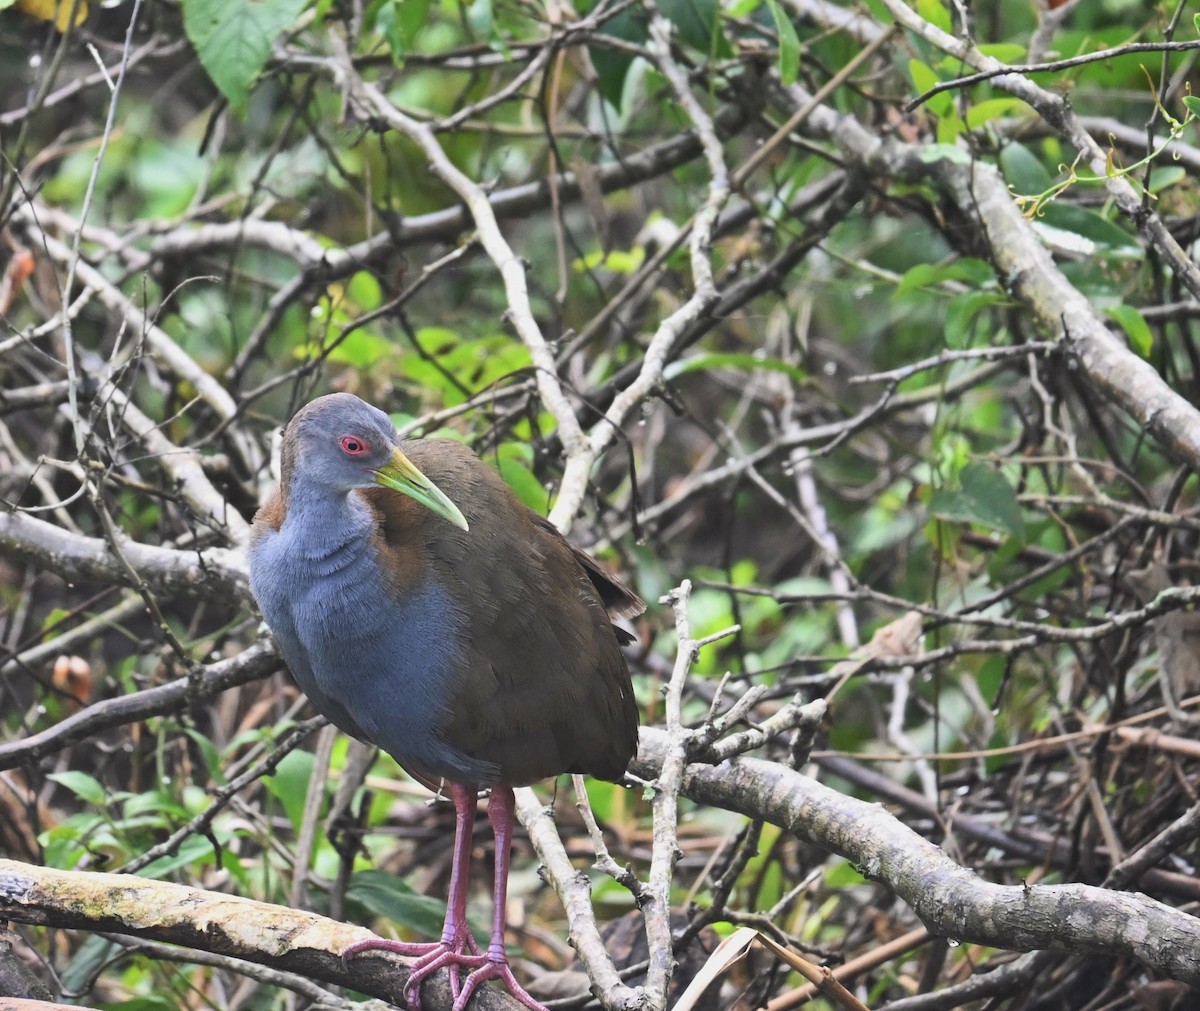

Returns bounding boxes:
[342,937,447,965]
[342,937,490,1008]
[452,959,549,1011]
[401,943,489,1010]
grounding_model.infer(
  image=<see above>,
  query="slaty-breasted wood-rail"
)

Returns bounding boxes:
[247,393,642,1011]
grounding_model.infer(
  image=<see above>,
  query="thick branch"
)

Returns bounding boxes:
[632,729,1200,986]
[0,858,522,1011]
[0,510,247,603]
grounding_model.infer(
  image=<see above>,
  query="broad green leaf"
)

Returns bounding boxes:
[1147,166,1186,193]
[1184,95,1200,117]
[586,4,644,108]
[915,0,951,32]
[346,270,384,312]
[376,0,431,60]
[466,0,492,39]
[974,43,1026,63]
[930,461,1023,538]
[265,748,316,832]
[122,789,188,822]
[998,142,1054,195]
[660,0,729,57]
[414,325,459,351]
[823,857,865,887]
[1036,202,1140,257]
[908,59,952,117]
[347,869,456,938]
[131,140,204,218]
[182,0,308,112]
[41,607,70,634]
[491,443,548,512]
[135,833,219,879]
[574,247,646,274]
[319,329,394,368]
[1106,304,1153,357]
[944,290,1001,349]
[40,813,105,868]
[764,0,801,85]
[965,98,1030,129]
[182,726,226,786]
[894,259,995,298]
[62,936,121,996]
[48,770,107,806]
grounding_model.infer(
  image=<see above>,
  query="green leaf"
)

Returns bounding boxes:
[466,0,493,38]
[998,142,1054,195]
[376,0,431,60]
[62,937,122,996]
[1106,304,1153,357]
[1147,165,1186,193]
[894,258,995,298]
[491,443,548,512]
[48,770,108,806]
[908,59,952,117]
[1036,202,1140,257]
[41,607,70,634]
[944,290,1001,349]
[346,270,384,312]
[1183,94,1200,117]
[930,461,1023,538]
[265,748,316,832]
[915,0,951,32]
[182,726,226,786]
[764,0,801,85]
[964,98,1030,129]
[347,869,454,938]
[585,2,645,108]
[823,857,866,887]
[135,834,219,879]
[975,43,1026,63]
[122,789,188,822]
[660,0,729,56]
[182,0,309,112]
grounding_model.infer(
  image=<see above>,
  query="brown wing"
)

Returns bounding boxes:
[529,514,646,620]
[363,439,639,787]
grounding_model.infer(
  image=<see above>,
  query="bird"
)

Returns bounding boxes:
[246,393,642,1011]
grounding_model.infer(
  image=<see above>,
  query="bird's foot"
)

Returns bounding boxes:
[342,934,489,1008]
[343,937,547,1011]
[453,955,549,1011]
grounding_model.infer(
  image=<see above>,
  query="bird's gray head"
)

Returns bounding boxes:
[283,393,468,529]
[285,393,398,492]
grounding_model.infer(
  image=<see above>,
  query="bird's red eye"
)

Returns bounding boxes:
[340,436,368,455]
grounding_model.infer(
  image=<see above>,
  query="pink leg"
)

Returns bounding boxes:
[342,783,486,1008]
[451,786,548,1011]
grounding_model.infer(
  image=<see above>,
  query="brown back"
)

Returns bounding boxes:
[361,440,642,786]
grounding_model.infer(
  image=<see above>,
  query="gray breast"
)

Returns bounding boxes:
[248,523,496,784]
